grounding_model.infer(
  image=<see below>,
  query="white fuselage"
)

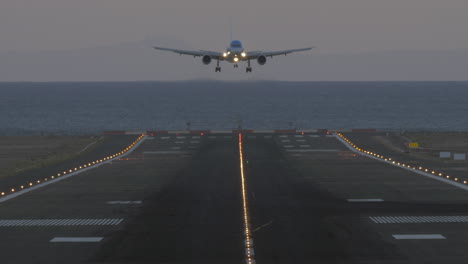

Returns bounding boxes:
[223,40,246,63]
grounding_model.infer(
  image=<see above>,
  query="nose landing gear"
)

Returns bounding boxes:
[215,59,221,72]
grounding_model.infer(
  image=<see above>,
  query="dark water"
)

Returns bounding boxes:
[0,81,467,135]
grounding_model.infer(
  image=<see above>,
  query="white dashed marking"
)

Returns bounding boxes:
[190,141,200,144]
[286,149,339,152]
[160,137,170,140]
[299,145,311,148]
[171,147,181,150]
[392,234,446,240]
[50,237,104,242]
[107,201,142,205]
[348,199,384,202]
[144,151,189,154]
[175,141,184,144]
[284,145,294,148]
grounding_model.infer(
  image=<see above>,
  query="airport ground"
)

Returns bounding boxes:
[0,132,468,263]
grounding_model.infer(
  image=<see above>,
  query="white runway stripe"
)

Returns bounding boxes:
[347,198,384,202]
[107,201,142,205]
[392,234,446,240]
[50,237,103,242]
[370,216,468,224]
[0,219,124,227]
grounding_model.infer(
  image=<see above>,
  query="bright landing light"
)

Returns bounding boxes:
[241,52,246,57]
[223,52,227,57]
[234,57,239,62]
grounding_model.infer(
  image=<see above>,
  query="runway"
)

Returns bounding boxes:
[1,132,468,263]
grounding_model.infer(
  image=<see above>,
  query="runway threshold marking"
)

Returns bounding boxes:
[50,237,103,242]
[370,216,468,224]
[0,219,123,226]
[238,133,256,264]
[392,234,446,240]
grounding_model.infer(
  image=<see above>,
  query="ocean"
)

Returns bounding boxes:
[0,81,467,135]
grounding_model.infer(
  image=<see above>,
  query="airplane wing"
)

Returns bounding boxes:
[153,46,223,59]
[246,47,314,59]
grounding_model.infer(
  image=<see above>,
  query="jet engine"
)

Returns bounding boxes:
[202,55,212,65]
[257,55,267,65]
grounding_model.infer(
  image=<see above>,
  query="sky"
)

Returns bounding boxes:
[1,0,467,81]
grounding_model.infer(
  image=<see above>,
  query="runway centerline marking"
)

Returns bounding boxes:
[392,234,446,240]
[50,237,103,242]
[238,133,256,264]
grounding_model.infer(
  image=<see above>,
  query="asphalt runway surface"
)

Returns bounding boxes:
[1,133,468,263]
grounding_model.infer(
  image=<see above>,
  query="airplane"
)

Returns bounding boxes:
[153,40,313,73]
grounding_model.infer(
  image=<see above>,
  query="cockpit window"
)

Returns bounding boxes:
[230,40,242,48]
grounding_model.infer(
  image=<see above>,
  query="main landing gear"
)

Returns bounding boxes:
[246,59,252,73]
[215,59,221,72]
[234,64,239,68]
